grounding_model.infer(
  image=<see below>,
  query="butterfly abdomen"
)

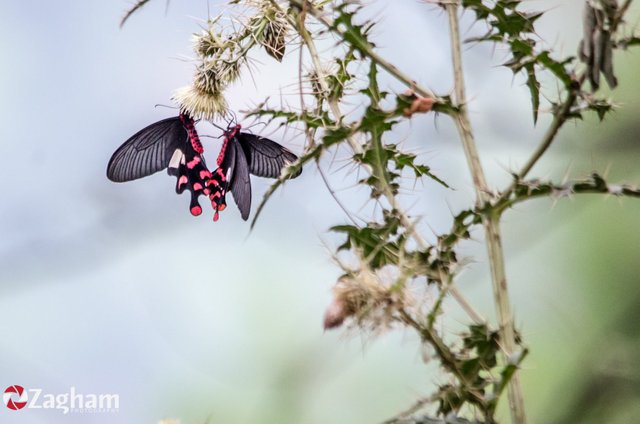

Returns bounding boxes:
[217,124,242,166]
[179,113,204,154]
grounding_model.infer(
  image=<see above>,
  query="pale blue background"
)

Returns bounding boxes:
[1,1,639,423]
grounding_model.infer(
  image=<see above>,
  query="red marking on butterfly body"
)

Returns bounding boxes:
[178,113,204,154]
[214,168,227,182]
[217,124,241,166]
[187,156,201,169]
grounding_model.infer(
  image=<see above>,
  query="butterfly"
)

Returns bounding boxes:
[107,113,222,217]
[211,123,302,220]
[107,113,301,221]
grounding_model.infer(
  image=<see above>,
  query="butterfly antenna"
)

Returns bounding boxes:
[243,121,268,134]
[220,111,231,128]
[154,103,178,110]
[211,122,227,134]
[210,121,226,132]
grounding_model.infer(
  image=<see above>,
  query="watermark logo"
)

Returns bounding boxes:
[2,385,118,414]
[4,385,28,410]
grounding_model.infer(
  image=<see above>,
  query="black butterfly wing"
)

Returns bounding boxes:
[222,139,252,221]
[236,133,301,179]
[107,117,186,182]
[166,144,216,217]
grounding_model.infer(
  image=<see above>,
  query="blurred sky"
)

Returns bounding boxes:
[1,0,639,423]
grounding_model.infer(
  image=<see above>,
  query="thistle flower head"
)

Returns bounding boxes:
[173,85,228,121]
[193,27,226,58]
[261,7,288,61]
[174,0,289,120]
[323,262,409,331]
[307,62,346,101]
[194,61,224,93]
[307,69,327,99]
[217,60,242,85]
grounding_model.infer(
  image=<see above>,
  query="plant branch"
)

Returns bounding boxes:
[495,174,640,214]
[397,308,487,407]
[497,0,635,206]
[482,214,525,424]
[396,203,485,325]
[287,0,441,101]
[291,1,363,154]
[120,0,151,27]
[503,96,574,194]
[382,394,438,424]
[443,2,525,423]
[288,0,484,324]
[497,80,582,205]
[444,2,490,204]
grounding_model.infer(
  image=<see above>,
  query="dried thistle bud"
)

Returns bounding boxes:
[174,55,239,120]
[307,69,326,100]
[217,60,241,85]
[252,2,289,62]
[402,90,435,117]
[307,63,340,101]
[263,19,287,61]
[322,266,407,332]
[193,28,225,58]
[323,297,350,330]
[194,62,223,94]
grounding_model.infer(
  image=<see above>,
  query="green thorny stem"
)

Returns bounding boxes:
[442,0,638,419]
[287,0,441,101]
[283,0,485,324]
[286,0,521,419]
[443,2,526,423]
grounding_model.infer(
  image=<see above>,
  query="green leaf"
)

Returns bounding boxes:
[391,148,450,188]
[524,63,540,123]
[330,213,403,269]
[536,51,574,88]
[331,3,376,56]
[586,97,615,121]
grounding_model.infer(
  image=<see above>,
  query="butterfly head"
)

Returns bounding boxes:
[224,123,242,140]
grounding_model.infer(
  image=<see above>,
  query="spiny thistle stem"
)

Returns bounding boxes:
[287,0,441,102]
[288,0,484,326]
[443,2,526,422]
[498,88,580,205]
[484,214,526,424]
[488,0,635,208]
[397,308,491,419]
[444,1,489,203]
[291,2,362,153]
